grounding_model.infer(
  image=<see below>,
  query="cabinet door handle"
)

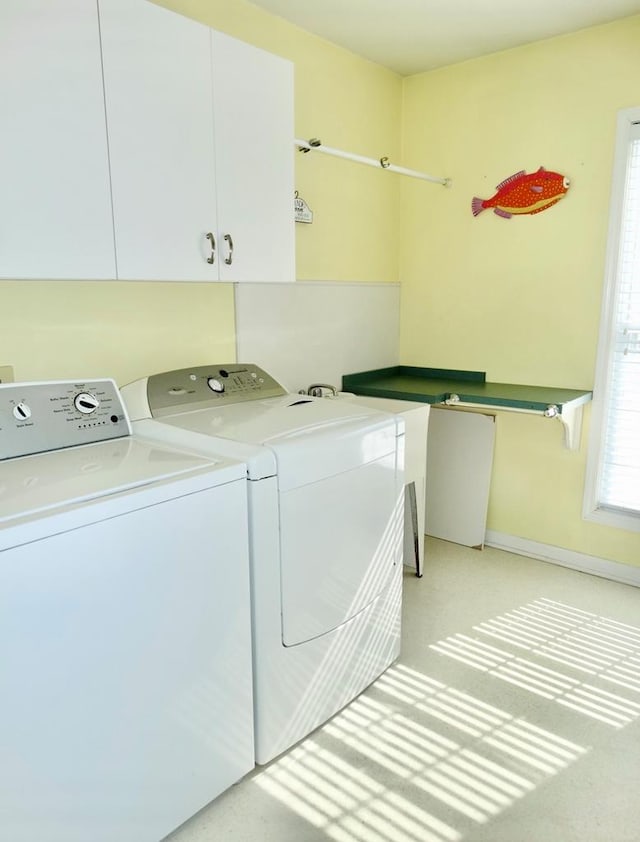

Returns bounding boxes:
[224,233,234,265]
[206,232,216,264]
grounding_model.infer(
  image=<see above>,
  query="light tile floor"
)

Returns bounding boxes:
[167,538,640,842]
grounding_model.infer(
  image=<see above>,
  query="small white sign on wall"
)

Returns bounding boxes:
[294,191,313,224]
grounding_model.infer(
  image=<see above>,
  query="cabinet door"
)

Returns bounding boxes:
[212,32,295,283]
[99,0,218,281]
[0,0,115,280]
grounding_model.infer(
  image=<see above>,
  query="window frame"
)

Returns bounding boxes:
[582,106,640,532]
[583,106,640,533]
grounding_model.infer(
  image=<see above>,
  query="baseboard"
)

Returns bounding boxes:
[484,530,640,588]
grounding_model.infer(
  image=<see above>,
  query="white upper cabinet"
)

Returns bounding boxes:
[0,0,115,280]
[212,31,295,284]
[99,0,218,282]
[99,0,295,283]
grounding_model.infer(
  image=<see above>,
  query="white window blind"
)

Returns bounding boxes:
[600,125,640,514]
[585,112,640,531]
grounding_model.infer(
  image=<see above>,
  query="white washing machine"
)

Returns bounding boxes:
[122,363,405,764]
[0,379,254,842]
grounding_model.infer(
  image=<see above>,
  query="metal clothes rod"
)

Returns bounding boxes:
[295,137,451,186]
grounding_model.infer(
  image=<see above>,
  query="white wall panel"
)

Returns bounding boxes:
[234,281,400,392]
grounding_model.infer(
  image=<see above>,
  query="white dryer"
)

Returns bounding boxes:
[0,379,254,842]
[122,363,405,764]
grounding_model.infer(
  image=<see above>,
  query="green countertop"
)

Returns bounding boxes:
[342,366,592,414]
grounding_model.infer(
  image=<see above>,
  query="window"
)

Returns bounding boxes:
[584,107,640,532]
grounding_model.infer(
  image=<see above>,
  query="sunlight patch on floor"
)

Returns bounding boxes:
[430,597,640,728]
[254,660,587,841]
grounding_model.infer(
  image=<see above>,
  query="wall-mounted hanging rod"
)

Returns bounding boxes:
[295,137,451,186]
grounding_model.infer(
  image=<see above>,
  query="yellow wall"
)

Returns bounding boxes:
[400,16,640,566]
[0,0,401,386]
[0,281,236,384]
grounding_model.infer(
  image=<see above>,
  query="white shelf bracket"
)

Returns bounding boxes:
[557,404,584,451]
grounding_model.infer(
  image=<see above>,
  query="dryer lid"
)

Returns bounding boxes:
[157,395,398,486]
[159,394,390,446]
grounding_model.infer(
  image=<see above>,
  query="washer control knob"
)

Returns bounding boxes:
[207,378,225,394]
[13,402,32,420]
[74,392,100,414]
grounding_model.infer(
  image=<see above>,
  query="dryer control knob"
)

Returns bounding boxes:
[13,402,32,420]
[207,378,225,393]
[74,392,100,414]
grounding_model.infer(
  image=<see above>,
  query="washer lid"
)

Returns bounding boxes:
[0,436,243,525]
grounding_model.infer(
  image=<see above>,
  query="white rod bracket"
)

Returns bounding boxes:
[441,398,585,450]
[295,137,451,186]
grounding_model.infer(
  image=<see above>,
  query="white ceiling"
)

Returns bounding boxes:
[247,0,640,76]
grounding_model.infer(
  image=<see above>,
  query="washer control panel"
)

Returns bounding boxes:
[0,379,130,461]
[146,364,287,417]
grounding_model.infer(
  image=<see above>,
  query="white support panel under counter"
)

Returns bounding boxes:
[425,406,496,549]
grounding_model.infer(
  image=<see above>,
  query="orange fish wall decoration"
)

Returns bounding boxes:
[471,167,570,219]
